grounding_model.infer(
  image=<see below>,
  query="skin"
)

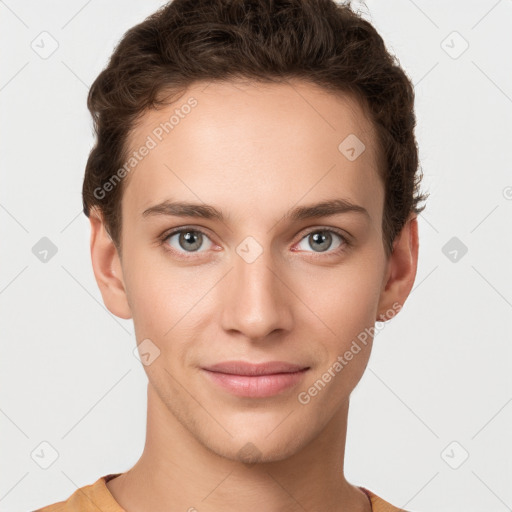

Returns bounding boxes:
[89,79,419,512]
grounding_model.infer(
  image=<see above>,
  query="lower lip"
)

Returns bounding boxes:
[202,369,309,398]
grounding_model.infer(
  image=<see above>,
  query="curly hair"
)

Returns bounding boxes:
[82,0,428,258]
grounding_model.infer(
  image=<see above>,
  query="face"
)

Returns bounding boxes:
[104,79,399,463]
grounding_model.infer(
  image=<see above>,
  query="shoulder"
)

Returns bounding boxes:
[360,486,412,512]
[33,474,123,512]
[34,502,66,512]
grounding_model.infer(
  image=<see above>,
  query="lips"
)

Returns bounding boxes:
[202,360,309,376]
[201,360,310,398]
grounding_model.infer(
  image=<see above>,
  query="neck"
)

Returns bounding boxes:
[107,383,371,512]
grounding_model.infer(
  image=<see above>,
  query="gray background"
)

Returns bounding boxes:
[1,1,511,511]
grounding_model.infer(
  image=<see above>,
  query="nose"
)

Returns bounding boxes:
[220,245,294,342]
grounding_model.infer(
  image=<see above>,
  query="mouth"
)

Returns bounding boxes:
[201,360,310,398]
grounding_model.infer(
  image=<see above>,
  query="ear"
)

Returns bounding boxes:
[89,207,132,320]
[376,213,419,322]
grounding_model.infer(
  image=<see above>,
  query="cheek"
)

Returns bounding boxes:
[123,246,218,348]
[122,246,176,337]
[297,256,384,336]
[295,257,385,399]
[124,261,198,392]
[300,268,381,399]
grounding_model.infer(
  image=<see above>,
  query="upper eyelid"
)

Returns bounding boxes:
[162,225,215,243]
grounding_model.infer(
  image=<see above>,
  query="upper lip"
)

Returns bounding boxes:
[202,360,309,376]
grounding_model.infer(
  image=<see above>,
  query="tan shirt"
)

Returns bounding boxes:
[34,473,410,512]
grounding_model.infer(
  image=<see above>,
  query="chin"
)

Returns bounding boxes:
[201,417,315,465]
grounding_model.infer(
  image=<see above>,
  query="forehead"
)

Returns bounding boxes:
[121,79,383,225]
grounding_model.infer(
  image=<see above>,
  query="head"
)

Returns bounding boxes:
[85,0,427,463]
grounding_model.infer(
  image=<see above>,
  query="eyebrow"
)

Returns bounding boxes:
[141,198,370,222]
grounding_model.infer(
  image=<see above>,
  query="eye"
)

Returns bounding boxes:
[159,226,351,260]
[161,228,214,255]
[294,229,349,255]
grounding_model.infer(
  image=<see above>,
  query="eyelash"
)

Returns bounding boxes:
[158,226,351,260]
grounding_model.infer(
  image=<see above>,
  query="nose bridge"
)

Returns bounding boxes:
[221,236,292,340]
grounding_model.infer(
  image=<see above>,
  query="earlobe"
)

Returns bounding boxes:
[89,208,132,320]
[376,214,419,322]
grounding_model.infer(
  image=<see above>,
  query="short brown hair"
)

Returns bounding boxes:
[82,0,428,258]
